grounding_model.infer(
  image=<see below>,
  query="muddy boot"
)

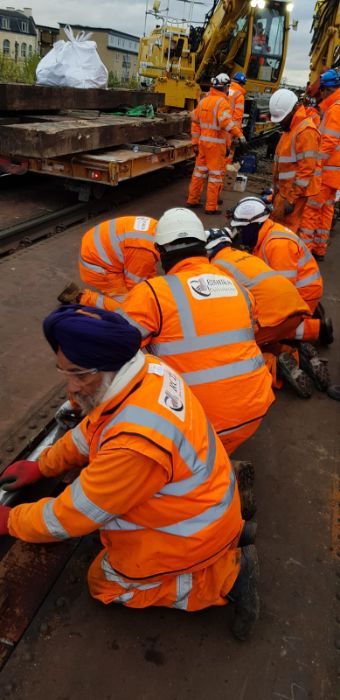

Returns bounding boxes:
[319,317,334,346]
[227,544,260,641]
[239,520,257,547]
[327,385,340,401]
[277,352,314,398]
[58,282,82,305]
[299,343,330,391]
[232,460,256,520]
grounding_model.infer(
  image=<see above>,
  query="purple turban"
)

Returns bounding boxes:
[43,305,142,371]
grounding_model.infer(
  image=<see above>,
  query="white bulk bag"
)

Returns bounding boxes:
[36,26,108,89]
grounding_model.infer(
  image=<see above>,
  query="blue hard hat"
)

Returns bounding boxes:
[233,71,247,85]
[320,69,340,88]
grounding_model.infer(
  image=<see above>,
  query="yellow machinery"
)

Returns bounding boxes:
[138,0,295,113]
[309,0,340,85]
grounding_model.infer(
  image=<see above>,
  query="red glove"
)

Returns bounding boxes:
[0,505,10,535]
[0,460,42,492]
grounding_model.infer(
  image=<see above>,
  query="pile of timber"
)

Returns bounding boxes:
[0,83,190,159]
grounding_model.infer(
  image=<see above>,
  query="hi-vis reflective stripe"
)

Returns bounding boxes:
[278,170,296,180]
[213,98,223,127]
[173,573,193,610]
[225,121,236,132]
[200,121,220,131]
[295,271,321,288]
[154,327,253,357]
[42,500,69,539]
[196,165,208,171]
[274,155,295,163]
[300,228,314,238]
[100,405,211,478]
[70,478,114,525]
[294,321,304,340]
[159,421,216,497]
[71,425,89,456]
[164,275,196,336]
[101,554,161,593]
[213,257,279,289]
[193,171,208,179]
[208,176,223,183]
[276,269,297,279]
[79,256,106,274]
[296,150,319,160]
[319,152,331,160]
[308,199,323,208]
[108,220,124,263]
[295,178,310,187]
[95,294,105,308]
[200,135,226,144]
[320,126,340,138]
[182,355,264,385]
[93,225,114,266]
[323,165,340,172]
[125,269,144,283]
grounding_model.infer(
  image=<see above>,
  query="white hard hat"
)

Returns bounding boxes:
[230,197,270,227]
[155,208,207,246]
[205,227,233,252]
[211,73,230,88]
[269,88,298,123]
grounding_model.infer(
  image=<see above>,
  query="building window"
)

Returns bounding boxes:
[28,44,33,57]
[3,39,10,54]
[15,42,19,61]
[1,17,10,30]
[21,21,29,33]
[21,43,27,58]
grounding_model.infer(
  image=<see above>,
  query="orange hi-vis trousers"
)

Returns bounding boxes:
[299,184,337,257]
[88,542,241,611]
[187,142,225,212]
[255,313,320,345]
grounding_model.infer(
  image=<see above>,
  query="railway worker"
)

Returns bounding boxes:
[229,73,247,132]
[229,197,333,393]
[0,305,260,642]
[79,208,274,456]
[299,69,340,260]
[206,227,330,395]
[78,215,158,300]
[187,73,245,215]
[269,88,321,233]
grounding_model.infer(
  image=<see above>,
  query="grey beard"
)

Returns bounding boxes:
[74,373,115,416]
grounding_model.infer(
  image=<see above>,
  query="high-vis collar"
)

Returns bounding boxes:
[87,350,147,423]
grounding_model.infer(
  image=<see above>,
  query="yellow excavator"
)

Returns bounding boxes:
[138,0,296,136]
[309,0,340,86]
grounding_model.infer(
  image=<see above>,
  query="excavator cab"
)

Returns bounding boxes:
[231,2,291,91]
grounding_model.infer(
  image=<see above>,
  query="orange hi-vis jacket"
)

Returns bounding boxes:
[8,353,242,607]
[81,258,274,447]
[191,88,242,148]
[228,82,246,130]
[211,245,310,328]
[79,216,158,298]
[273,105,321,204]
[318,87,340,189]
[254,219,323,308]
[306,105,321,129]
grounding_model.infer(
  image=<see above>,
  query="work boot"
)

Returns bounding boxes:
[205,209,222,215]
[218,197,223,205]
[313,253,325,262]
[227,544,260,641]
[239,520,257,547]
[299,342,330,391]
[187,202,201,209]
[327,385,340,401]
[58,282,82,305]
[277,352,314,398]
[319,317,334,346]
[232,460,256,520]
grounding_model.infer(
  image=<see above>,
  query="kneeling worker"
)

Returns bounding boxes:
[0,306,259,641]
[78,208,274,456]
[78,215,158,300]
[229,197,333,394]
[206,227,330,394]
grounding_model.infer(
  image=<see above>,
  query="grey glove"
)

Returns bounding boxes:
[283,201,295,216]
[240,135,247,145]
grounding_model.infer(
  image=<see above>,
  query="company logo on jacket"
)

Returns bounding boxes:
[188,274,238,299]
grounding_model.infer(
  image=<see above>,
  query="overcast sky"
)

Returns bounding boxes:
[9,1,312,86]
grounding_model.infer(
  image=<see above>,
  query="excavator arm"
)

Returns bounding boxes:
[309,0,340,85]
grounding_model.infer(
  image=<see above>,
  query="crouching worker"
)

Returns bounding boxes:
[0,306,259,641]
[78,216,158,300]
